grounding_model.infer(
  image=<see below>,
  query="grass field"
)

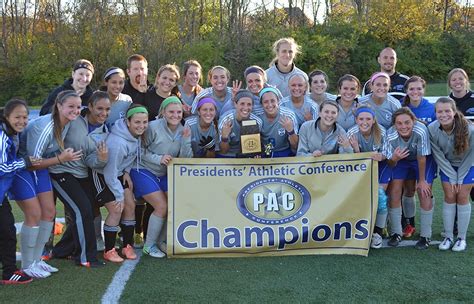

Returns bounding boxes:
[2,179,474,303]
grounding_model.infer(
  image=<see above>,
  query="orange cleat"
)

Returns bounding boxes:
[104,248,124,263]
[402,224,416,238]
[121,244,137,260]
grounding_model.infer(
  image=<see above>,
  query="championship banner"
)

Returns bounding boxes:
[167,153,378,258]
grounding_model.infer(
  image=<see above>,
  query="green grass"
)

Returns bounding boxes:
[2,180,474,303]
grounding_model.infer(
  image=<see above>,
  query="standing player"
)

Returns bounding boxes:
[448,68,474,118]
[429,97,473,252]
[179,60,203,117]
[265,38,307,98]
[308,70,337,105]
[362,48,409,101]
[335,74,361,131]
[102,67,133,128]
[383,108,435,249]
[123,54,150,104]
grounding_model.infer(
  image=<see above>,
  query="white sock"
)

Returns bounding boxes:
[20,225,39,268]
[402,195,416,218]
[420,207,434,238]
[389,207,402,235]
[457,204,471,240]
[158,220,167,244]
[145,214,164,248]
[375,212,388,229]
[33,220,53,261]
[442,202,456,240]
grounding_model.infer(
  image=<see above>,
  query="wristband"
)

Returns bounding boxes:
[287,130,295,136]
[221,137,229,143]
[57,155,62,164]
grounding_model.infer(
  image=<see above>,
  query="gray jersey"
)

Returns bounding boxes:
[280,95,319,127]
[218,110,262,157]
[347,124,386,153]
[185,116,218,157]
[259,106,298,152]
[383,121,430,161]
[359,94,401,129]
[297,119,353,156]
[141,118,193,177]
[336,99,358,131]
[265,64,307,98]
[429,121,474,184]
[106,93,132,128]
[308,92,337,104]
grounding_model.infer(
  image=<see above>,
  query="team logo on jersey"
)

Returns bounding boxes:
[119,111,125,119]
[278,128,286,136]
[385,113,392,121]
[236,178,311,225]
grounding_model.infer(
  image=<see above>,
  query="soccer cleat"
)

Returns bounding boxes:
[78,260,106,268]
[415,237,430,250]
[402,224,416,238]
[104,248,124,263]
[41,248,52,261]
[382,227,390,239]
[96,237,105,251]
[452,238,467,252]
[121,244,137,260]
[23,261,51,279]
[0,271,33,285]
[370,233,383,249]
[143,244,165,258]
[37,260,59,273]
[134,233,144,249]
[388,234,402,247]
[158,241,167,254]
[438,237,453,251]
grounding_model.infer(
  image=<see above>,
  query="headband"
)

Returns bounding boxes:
[355,107,375,117]
[234,90,254,103]
[103,67,124,80]
[159,96,182,112]
[73,61,94,74]
[370,72,390,84]
[244,66,265,78]
[259,87,280,103]
[126,106,148,118]
[196,97,217,110]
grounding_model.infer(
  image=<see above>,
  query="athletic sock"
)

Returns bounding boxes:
[456,203,471,240]
[389,207,402,235]
[402,195,416,224]
[375,211,387,231]
[33,220,53,261]
[135,203,145,234]
[420,206,434,238]
[442,202,456,240]
[144,214,164,248]
[94,215,103,240]
[20,225,39,268]
[157,219,167,244]
[103,225,119,251]
[120,220,136,247]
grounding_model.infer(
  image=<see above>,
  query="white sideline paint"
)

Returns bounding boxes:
[101,252,142,304]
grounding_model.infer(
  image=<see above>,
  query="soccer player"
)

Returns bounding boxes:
[383,107,435,249]
[429,97,473,252]
[102,67,133,128]
[447,68,474,118]
[335,74,361,131]
[178,60,203,117]
[308,70,337,106]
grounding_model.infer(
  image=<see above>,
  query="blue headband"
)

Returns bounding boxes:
[355,107,375,117]
[259,87,280,103]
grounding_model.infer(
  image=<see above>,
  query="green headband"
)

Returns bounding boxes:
[126,106,148,118]
[159,96,182,112]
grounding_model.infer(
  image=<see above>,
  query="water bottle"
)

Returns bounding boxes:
[378,187,388,214]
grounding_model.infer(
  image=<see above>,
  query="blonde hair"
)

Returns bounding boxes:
[269,37,301,67]
[447,68,470,91]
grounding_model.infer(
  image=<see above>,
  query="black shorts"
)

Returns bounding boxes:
[90,170,129,207]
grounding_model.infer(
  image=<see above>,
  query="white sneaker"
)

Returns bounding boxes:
[452,238,467,252]
[23,261,51,279]
[143,244,165,258]
[439,237,453,251]
[96,238,105,251]
[37,260,59,273]
[370,233,383,249]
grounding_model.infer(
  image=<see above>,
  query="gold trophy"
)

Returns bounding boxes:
[240,119,261,157]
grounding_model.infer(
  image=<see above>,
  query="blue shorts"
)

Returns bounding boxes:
[392,156,437,183]
[440,166,474,184]
[9,169,37,200]
[129,169,165,198]
[378,160,392,184]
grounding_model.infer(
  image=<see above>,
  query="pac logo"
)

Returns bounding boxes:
[237,178,311,225]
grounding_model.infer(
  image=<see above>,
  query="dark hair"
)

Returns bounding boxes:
[88,91,110,107]
[73,59,94,74]
[182,60,203,96]
[0,98,29,136]
[402,76,426,107]
[391,107,417,126]
[103,67,126,82]
[319,100,339,113]
[52,90,80,149]
[127,54,147,69]
[337,74,361,91]
[126,103,148,145]
[308,70,329,86]
[435,97,470,155]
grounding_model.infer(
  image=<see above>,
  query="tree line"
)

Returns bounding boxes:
[1,0,472,105]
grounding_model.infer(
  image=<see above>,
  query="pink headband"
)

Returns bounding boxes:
[370,72,390,84]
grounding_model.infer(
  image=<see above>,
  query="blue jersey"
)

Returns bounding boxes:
[406,98,436,125]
